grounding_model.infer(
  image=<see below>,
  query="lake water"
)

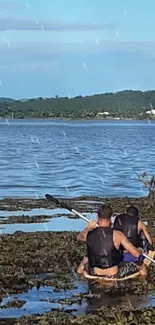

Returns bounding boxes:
[0,119,155,198]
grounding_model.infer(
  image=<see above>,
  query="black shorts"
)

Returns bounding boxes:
[113,262,138,279]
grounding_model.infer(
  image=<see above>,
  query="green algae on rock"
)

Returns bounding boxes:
[0,306,155,325]
[0,231,85,298]
[0,300,26,309]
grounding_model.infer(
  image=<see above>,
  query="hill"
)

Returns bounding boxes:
[0,90,155,119]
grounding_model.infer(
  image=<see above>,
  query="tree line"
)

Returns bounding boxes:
[0,90,155,119]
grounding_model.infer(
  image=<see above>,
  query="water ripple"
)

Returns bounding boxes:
[0,119,154,198]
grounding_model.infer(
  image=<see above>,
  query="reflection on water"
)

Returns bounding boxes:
[0,206,96,234]
[0,216,93,234]
[0,281,87,318]
[0,208,69,217]
[0,211,153,235]
[0,119,155,198]
[1,281,155,318]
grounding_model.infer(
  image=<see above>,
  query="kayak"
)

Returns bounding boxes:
[83,250,155,282]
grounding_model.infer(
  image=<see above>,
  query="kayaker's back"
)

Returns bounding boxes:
[87,226,122,269]
[113,213,139,248]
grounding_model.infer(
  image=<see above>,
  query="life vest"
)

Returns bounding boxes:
[87,227,122,269]
[113,213,139,248]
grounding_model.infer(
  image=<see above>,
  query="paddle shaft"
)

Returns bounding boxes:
[143,253,155,264]
[72,209,90,223]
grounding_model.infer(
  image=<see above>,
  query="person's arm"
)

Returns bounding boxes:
[77,220,96,242]
[116,231,142,258]
[138,220,153,245]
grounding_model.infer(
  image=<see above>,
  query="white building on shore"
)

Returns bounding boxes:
[146,109,155,115]
[97,111,109,116]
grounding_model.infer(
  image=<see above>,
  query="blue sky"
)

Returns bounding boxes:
[0,0,155,99]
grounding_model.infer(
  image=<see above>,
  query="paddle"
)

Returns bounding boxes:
[45,194,90,223]
[45,194,155,265]
[143,253,155,264]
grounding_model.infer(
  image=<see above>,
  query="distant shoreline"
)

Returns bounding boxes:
[0,117,154,122]
[1,90,155,120]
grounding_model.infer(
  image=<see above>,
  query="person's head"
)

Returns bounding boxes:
[126,205,139,217]
[97,204,113,225]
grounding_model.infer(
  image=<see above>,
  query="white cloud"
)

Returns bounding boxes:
[0,17,116,31]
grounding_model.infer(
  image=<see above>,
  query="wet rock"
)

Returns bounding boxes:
[0,196,154,217]
[0,320,16,325]
[57,296,83,305]
[0,213,74,224]
[0,231,85,297]
[0,306,155,325]
[1,300,26,309]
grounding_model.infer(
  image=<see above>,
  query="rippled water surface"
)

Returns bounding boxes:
[0,119,155,198]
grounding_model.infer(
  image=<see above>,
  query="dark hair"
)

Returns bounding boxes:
[126,206,139,217]
[97,204,113,220]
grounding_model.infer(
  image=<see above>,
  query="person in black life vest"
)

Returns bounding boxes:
[77,204,146,279]
[113,206,153,264]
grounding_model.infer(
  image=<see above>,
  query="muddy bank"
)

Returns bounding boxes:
[0,305,155,325]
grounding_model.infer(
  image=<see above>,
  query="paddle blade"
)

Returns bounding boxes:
[45,194,72,211]
[45,194,59,205]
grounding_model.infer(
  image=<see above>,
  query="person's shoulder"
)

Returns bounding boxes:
[115,213,126,220]
[113,229,123,238]
[113,213,125,223]
[87,227,98,238]
[88,227,98,234]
